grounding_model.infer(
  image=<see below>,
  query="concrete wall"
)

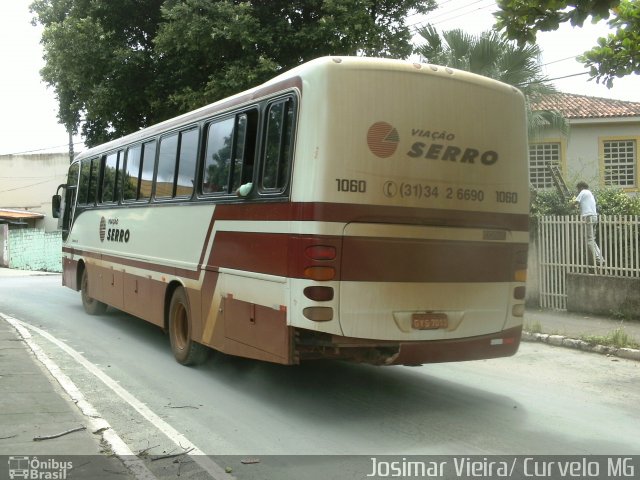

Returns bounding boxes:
[567,273,640,319]
[7,228,62,272]
[0,153,70,231]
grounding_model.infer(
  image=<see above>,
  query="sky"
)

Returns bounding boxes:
[1,0,639,156]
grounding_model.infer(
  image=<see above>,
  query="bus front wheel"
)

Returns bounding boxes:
[81,268,107,315]
[168,287,209,366]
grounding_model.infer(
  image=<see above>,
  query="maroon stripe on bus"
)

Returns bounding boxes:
[207,231,290,277]
[213,202,529,231]
[341,236,524,282]
[206,230,524,283]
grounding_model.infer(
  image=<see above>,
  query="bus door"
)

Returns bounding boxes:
[54,162,80,240]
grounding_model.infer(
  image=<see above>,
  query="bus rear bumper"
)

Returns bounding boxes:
[390,325,522,366]
[295,325,522,366]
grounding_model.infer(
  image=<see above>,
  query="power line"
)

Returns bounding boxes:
[0,179,58,194]
[518,71,590,87]
[541,55,583,67]
[408,0,495,30]
[1,142,84,156]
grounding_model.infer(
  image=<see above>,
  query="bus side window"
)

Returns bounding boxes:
[124,145,142,201]
[156,133,179,199]
[261,98,295,192]
[202,110,258,196]
[231,111,258,192]
[101,151,122,203]
[203,117,235,194]
[139,140,156,200]
[86,157,100,205]
[176,127,199,198]
[77,158,91,205]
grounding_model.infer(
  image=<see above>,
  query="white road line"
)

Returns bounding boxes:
[1,313,157,480]
[0,312,234,480]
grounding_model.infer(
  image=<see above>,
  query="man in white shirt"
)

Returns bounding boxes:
[574,181,604,265]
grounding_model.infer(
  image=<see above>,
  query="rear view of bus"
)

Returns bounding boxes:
[290,58,528,365]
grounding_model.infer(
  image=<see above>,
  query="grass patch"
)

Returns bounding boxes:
[523,319,543,334]
[580,328,640,350]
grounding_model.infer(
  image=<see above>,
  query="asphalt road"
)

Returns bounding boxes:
[1,274,639,469]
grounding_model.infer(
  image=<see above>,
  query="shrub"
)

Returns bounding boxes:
[530,186,640,217]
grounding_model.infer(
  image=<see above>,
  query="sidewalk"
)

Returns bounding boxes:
[524,308,640,340]
[0,316,133,479]
[523,308,640,360]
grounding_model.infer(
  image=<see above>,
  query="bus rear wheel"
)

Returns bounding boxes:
[81,268,107,315]
[168,287,209,366]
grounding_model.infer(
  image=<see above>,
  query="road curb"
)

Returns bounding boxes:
[521,331,640,362]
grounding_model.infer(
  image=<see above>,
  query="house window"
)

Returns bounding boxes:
[529,143,561,189]
[603,140,636,187]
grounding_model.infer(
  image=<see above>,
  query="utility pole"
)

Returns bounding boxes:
[68,129,74,163]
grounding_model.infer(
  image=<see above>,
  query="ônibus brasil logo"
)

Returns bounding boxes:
[367,121,399,158]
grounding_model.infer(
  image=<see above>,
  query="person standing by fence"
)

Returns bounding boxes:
[574,181,604,266]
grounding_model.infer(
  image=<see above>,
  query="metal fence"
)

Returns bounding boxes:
[536,215,640,309]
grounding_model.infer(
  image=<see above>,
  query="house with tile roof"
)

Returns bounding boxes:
[529,92,640,193]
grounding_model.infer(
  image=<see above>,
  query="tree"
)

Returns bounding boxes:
[494,0,640,88]
[415,25,568,139]
[31,0,436,147]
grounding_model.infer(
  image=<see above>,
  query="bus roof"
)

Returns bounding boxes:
[73,56,522,162]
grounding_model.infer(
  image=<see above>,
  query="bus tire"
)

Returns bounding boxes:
[168,287,209,366]
[81,268,107,315]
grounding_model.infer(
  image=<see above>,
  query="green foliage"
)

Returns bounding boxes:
[581,327,640,348]
[31,0,437,146]
[530,188,574,217]
[594,186,640,215]
[530,185,640,217]
[578,1,640,88]
[494,0,618,44]
[414,26,568,139]
[494,0,638,87]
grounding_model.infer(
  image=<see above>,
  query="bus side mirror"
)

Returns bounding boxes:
[52,194,62,218]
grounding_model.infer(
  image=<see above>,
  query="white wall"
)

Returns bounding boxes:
[537,119,640,189]
[0,153,70,231]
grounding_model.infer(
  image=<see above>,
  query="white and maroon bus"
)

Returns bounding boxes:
[53,57,529,367]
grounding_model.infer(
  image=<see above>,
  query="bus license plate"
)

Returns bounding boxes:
[411,313,448,330]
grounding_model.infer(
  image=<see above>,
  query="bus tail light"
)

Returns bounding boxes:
[304,266,335,281]
[514,269,527,282]
[512,304,525,317]
[303,307,333,322]
[514,286,526,300]
[305,245,336,260]
[304,286,334,301]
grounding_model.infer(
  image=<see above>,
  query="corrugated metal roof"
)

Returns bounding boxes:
[0,209,45,219]
[530,92,640,119]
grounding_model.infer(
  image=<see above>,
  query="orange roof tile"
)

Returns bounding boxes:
[530,92,640,119]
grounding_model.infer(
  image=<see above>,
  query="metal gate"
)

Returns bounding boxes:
[537,215,640,309]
